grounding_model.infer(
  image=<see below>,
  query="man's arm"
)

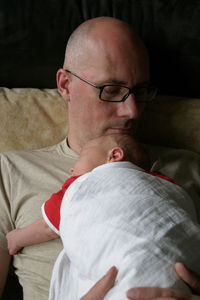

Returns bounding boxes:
[0,247,11,296]
[6,218,59,255]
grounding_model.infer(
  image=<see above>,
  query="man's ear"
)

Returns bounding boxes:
[57,69,71,102]
[107,147,124,163]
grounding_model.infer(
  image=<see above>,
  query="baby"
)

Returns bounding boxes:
[6,134,200,300]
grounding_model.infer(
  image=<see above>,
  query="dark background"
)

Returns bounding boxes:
[0,0,200,97]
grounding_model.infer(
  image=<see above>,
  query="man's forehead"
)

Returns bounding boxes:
[80,36,148,85]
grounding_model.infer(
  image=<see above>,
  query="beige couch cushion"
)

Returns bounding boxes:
[0,88,68,151]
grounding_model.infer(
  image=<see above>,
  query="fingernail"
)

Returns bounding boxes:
[106,266,117,276]
[174,262,185,275]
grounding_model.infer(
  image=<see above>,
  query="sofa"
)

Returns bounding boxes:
[0,0,200,299]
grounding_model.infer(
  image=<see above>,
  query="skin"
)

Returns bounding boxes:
[70,135,125,176]
[57,17,149,153]
[70,137,112,176]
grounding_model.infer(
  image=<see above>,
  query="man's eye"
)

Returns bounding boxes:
[104,86,121,95]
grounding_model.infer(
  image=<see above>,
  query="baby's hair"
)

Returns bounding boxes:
[105,134,150,170]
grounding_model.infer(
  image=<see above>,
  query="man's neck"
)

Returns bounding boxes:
[67,134,82,154]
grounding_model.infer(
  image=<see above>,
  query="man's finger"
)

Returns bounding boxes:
[80,266,118,300]
[175,262,200,294]
[126,286,191,300]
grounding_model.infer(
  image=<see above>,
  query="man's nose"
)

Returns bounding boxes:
[115,94,143,119]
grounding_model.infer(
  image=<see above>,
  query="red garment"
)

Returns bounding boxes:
[43,176,80,232]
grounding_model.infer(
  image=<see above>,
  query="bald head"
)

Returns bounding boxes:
[59,17,150,153]
[63,17,149,77]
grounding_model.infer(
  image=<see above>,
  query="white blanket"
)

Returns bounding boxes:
[49,162,200,300]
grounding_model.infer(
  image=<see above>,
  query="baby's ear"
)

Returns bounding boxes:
[107,147,124,162]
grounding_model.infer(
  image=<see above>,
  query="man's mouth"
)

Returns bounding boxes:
[107,119,138,135]
[108,127,132,134]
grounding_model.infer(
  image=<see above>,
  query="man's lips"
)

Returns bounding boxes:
[106,119,138,134]
[108,127,132,133]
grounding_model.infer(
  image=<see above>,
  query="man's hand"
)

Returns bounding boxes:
[126,262,200,300]
[80,266,118,300]
[79,263,200,300]
[6,229,23,255]
[175,262,200,297]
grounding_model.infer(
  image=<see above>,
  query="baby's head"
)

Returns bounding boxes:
[70,134,149,176]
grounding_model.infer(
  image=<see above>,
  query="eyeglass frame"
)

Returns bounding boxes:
[65,69,157,103]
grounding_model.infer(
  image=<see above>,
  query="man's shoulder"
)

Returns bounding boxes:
[0,139,79,177]
[0,139,78,162]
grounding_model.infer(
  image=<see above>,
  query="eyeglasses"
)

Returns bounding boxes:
[65,69,157,103]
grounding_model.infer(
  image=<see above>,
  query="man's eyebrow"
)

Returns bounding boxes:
[95,79,149,87]
[96,78,127,86]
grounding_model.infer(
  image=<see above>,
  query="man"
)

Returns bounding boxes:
[0,17,199,300]
[58,16,149,152]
